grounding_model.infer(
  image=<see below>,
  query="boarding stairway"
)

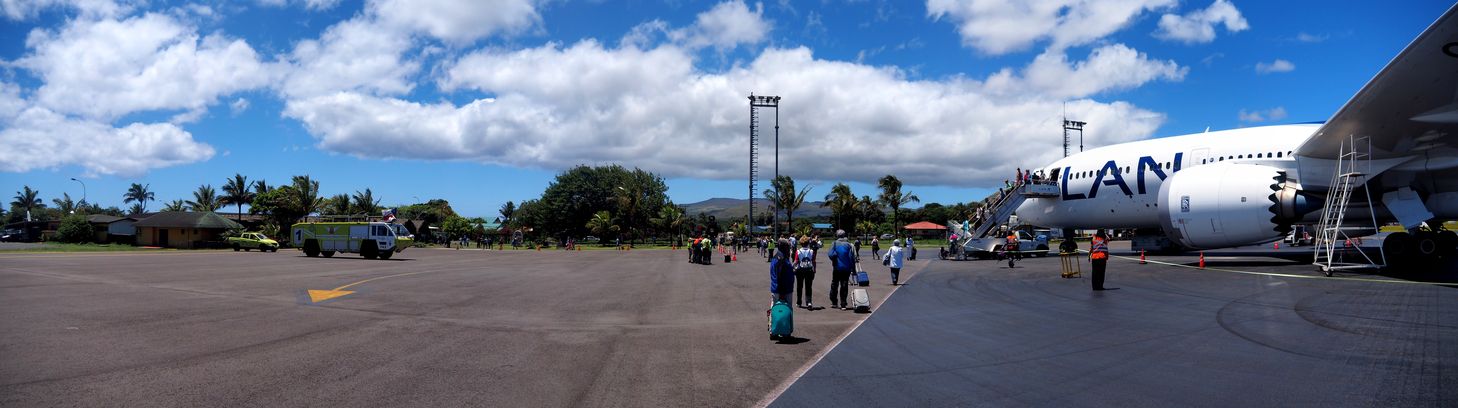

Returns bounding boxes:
[946,182,1059,257]
[1313,135,1384,275]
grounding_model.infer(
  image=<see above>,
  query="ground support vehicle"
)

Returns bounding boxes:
[226,232,279,252]
[292,222,413,260]
[963,230,1050,260]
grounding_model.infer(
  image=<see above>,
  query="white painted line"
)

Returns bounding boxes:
[1114,253,1455,286]
[753,261,928,408]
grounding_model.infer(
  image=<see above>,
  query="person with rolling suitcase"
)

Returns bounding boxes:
[769,239,796,340]
[826,230,857,310]
[886,239,905,285]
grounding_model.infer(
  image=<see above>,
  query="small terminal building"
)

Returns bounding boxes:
[133,212,242,249]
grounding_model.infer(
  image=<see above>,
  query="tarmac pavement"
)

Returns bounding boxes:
[0,247,919,407]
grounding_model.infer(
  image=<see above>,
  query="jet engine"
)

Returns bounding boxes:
[1157,163,1319,249]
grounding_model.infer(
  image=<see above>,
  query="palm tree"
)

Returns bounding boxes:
[822,182,857,233]
[123,183,155,213]
[52,192,77,215]
[586,210,620,241]
[876,175,920,234]
[762,175,811,236]
[653,204,687,246]
[127,203,145,215]
[220,174,255,220]
[253,179,271,196]
[352,188,380,216]
[162,199,188,212]
[11,186,43,221]
[322,194,350,216]
[187,185,219,212]
[290,175,322,217]
[499,201,515,226]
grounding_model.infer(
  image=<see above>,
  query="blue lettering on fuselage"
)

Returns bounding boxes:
[1061,153,1183,201]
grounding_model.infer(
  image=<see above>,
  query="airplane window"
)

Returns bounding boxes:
[1277,152,1282,158]
[1238,155,1244,159]
[1256,153,1263,158]
[1267,152,1273,157]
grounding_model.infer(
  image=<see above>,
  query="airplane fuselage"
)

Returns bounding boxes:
[1017,124,1316,229]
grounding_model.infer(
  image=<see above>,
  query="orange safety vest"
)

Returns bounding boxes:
[1090,236,1108,260]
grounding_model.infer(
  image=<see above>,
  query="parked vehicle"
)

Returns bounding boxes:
[963,229,1050,259]
[1284,225,1313,247]
[226,232,279,252]
[292,222,414,260]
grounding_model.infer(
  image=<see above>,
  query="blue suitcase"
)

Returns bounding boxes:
[769,300,793,339]
[855,264,870,287]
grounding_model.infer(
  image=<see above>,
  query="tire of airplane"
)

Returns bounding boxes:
[1382,232,1411,266]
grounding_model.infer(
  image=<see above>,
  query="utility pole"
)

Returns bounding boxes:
[1063,118,1086,157]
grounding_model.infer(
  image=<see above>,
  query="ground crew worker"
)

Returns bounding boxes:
[1005,231,1019,261]
[1091,230,1109,290]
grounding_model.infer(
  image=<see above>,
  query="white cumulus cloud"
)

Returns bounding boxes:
[1,0,126,20]
[984,43,1187,99]
[0,92,215,176]
[1153,0,1248,44]
[1255,59,1295,74]
[17,12,276,120]
[371,0,541,44]
[623,0,771,51]
[927,0,1176,55]
[1238,106,1287,123]
[285,41,1171,187]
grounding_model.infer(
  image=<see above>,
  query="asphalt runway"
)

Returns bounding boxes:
[0,247,920,407]
[769,244,1458,407]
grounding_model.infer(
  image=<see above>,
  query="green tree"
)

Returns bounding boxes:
[586,210,620,241]
[822,182,857,233]
[55,214,93,243]
[877,175,920,234]
[52,192,77,215]
[499,201,515,225]
[221,174,255,220]
[527,165,668,240]
[289,175,322,217]
[653,204,687,246]
[763,175,811,236]
[127,203,145,215]
[253,179,271,196]
[188,185,219,212]
[441,215,472,246]
[162,199,188,212]
[12,186,44,221]
[352,188,380,216]
[123,183,154,213]
[323,193,352,216]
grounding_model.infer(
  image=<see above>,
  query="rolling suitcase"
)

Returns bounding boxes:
[850,288,871,312]
[769,300,793,340]
[855,264,870,287]
[724,254,732,263]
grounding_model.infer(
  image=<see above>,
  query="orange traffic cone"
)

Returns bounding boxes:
[1140,250,1147,264]
[733,254,738,262]
[1198,252,1205,269]
[1274,242,1280,249]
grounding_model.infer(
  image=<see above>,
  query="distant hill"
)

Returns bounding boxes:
[680,197,833,221]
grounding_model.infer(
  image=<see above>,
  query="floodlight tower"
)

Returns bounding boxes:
[1063,118,1086,157]
[749,94,781,237]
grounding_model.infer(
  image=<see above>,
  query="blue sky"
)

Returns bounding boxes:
[0,0,1451,219]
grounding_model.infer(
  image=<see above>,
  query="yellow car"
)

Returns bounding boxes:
[227,232,279,252]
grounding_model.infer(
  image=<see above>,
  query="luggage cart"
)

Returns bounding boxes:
[1059,250,1082,279]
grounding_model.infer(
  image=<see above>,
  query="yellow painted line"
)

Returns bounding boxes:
[306,270,433,303]
[1107,252,1456,286]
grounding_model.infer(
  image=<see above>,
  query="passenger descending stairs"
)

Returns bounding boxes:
[949,183,1060,252]
[1313,135,1384,275]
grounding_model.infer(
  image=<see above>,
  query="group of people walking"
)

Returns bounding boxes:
[769,230,909,311]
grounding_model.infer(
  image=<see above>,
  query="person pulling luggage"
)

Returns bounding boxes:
[770,239,796,305]
[826,230,857,310]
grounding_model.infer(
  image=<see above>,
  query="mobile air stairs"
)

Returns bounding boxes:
[1312,136,1385,275]
[946,182,1060,259]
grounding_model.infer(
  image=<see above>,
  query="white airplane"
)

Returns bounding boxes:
[1016,4,1458,266]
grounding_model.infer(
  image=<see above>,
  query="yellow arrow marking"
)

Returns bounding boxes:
[307,289,354,303]
[305,270,432,303]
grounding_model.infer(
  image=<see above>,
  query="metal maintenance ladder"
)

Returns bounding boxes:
[1313,135,1384,275]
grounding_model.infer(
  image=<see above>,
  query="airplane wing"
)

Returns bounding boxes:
[1296,4,1458,162]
